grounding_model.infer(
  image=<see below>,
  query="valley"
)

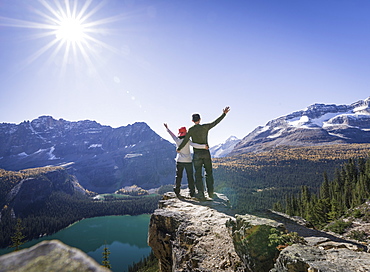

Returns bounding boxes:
[0,166,162,248]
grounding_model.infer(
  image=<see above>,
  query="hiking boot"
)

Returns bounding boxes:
[173,188,181,198]
[194,192,206,201]
[208,191,214,198]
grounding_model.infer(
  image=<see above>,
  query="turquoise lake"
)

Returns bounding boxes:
[0,214,152,272]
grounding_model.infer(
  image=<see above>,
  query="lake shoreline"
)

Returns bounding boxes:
[0,214,152,272]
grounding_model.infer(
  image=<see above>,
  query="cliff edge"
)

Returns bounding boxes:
[148,190,245,271]
[148,190,370,272]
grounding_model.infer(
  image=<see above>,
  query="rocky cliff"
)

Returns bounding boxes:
[0,116,175,192]
[0,167,88,217]
[148,191,370,271]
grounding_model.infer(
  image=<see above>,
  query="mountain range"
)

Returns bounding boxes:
[2,97,370,192]
[230,97,370,155]
[0,116,175,193]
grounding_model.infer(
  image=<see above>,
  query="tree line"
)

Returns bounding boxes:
[273,157,370,229]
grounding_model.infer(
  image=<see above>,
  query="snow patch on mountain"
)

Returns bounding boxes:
[17,152,28,157]
[48,146,59,160]
[267,128,284,139]
[210,136,241,158]
[88,144,103,149]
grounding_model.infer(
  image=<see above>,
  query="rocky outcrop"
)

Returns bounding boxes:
[148,190,246,271]
[228,214,287,272]
[272,243,370,272]
[232,212,370,272]
[0,116,175,192]
[148,191,370,272]
[0,240,110,272]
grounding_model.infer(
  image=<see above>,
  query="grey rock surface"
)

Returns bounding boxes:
[149,192,370,272]
[148,189,245,272]
[272,243,370,272]
[0,239,110,272]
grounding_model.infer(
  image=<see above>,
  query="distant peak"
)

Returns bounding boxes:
[226,136,240,142]
[38,115,54,120]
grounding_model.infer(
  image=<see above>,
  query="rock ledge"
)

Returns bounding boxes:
[148,190,370,272]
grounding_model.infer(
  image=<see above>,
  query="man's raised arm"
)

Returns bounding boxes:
[208,106,230,129]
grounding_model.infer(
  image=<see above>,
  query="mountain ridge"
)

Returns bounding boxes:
[0,116,175,193]
[231,97,370,155]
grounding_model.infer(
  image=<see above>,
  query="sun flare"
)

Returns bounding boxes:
[56,17,85,42]
[0,0,123,74]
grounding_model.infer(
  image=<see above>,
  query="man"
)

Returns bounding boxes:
[177,107,230,199]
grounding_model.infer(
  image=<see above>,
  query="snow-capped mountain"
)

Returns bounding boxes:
[0,116,175,192]
[210,136,241,158]
[231,97,370,155]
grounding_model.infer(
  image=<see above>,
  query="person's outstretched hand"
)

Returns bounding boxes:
[163,123,168,129]
[223,106,230,114]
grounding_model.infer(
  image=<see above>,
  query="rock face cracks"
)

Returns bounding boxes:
[148,190,246,272]
[148,191,370,272]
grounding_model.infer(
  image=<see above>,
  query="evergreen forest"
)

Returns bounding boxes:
[274,156,370,230]
[213,144,370,213]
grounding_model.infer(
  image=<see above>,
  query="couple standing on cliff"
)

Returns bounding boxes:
[164,107,230,200]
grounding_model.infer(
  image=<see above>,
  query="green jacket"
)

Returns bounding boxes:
[177,112,226,151]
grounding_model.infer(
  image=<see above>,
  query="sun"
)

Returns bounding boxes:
[56,17,85,43]
[0,0,124,74]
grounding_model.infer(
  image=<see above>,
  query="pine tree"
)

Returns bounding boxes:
[10,218,26,251]
[102,241,112,269]
[300,185,311,218]
[327,197,340,221]
[285,195,293,215]
[273,201,283,212]
[320,172,330,199]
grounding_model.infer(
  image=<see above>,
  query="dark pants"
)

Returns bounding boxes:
[174,162,195,195]
[193,149,213,196]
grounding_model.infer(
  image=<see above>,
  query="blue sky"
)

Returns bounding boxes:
[0,0,369,145]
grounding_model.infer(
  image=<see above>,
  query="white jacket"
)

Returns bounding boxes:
[166,128,207,163]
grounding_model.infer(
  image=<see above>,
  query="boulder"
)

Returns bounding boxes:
[0,239,110,272]
[272,243,370,272]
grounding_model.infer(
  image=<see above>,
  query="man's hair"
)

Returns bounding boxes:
[192,113,200,122]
